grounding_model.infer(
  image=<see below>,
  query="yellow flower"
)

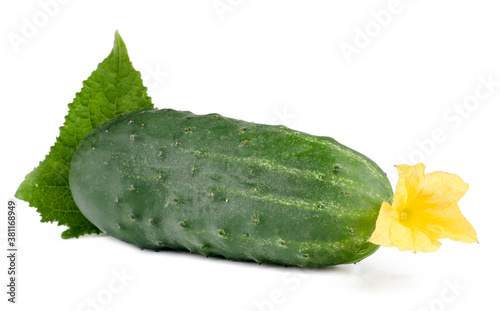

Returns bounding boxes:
[369,163,477,252]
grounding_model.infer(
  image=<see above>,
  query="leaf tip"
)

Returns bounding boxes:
[14,187,23,201]
[14,175,31,202]
[113,30,126,53]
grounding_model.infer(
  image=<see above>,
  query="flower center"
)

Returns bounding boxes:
[399,211,409,222]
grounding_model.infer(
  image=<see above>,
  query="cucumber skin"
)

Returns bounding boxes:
[69,108,393,267]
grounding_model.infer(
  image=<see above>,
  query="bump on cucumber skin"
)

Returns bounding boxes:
[69,108,393,267]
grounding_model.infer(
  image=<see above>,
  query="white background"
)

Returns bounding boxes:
[1,1,499,310]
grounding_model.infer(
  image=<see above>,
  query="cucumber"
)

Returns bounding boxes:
[69,108,393,267]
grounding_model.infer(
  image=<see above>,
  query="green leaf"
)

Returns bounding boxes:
[15,31,153,239]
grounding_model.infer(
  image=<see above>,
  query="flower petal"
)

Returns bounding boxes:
[370,163,477,253]
[423,171,469,205]
[389,222,413,251]
[369,202,398,247]
[390,223,442,252]
[397,163,425,199]
[412,230,442,253]
[392,171,408,213]
[413,201,478,244]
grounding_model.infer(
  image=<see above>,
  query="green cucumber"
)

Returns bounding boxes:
[69,108,393,267]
